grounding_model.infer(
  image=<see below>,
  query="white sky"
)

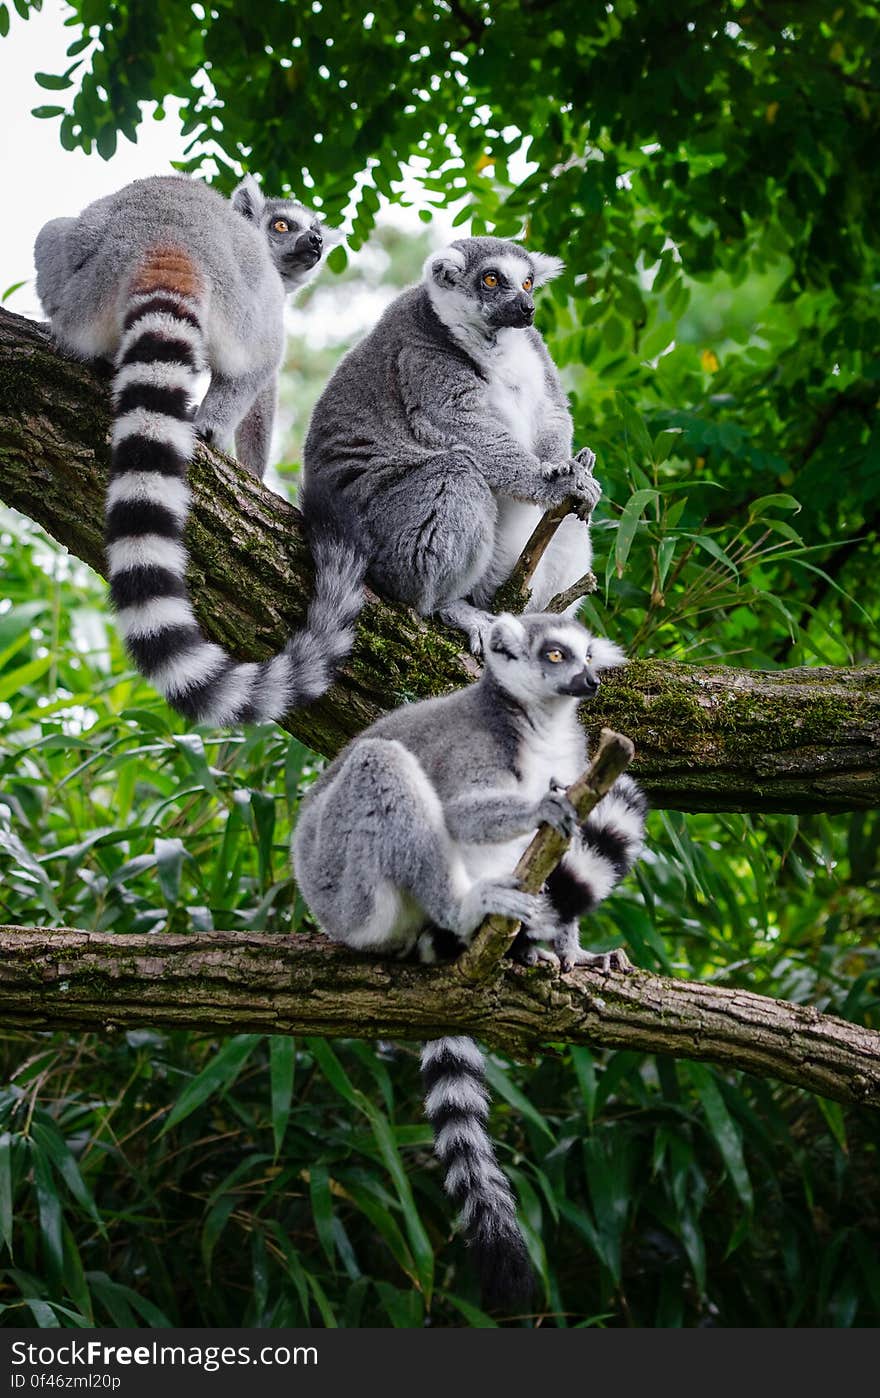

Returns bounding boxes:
[0,2,199,318]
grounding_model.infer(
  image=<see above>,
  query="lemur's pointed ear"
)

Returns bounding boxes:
[423,244,466,288]
[530,252,565,287]
[488,613,528,661]
[589,636,628,671]
[232,174,264,223]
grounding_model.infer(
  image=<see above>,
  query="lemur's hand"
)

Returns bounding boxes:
[539,458,585,506]
[535,788,579,838]
[570,447,602,518]
[540,458,575,480]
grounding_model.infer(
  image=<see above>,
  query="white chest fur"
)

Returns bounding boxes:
[458,705,586,882]
[483,331,548,451]
[517,705,586,798]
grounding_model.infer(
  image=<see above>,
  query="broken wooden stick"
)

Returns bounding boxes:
[456,727,636,984]
[492,495,594,613]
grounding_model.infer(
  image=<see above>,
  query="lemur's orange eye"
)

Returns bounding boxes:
[546,649,564,663]
[482,271,499,288]
[273,219,290,234]
[523,277,533,291]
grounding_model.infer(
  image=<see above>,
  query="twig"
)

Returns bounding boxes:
[456,728,635,984]
[492,496,587,614]
[546,570,597,614]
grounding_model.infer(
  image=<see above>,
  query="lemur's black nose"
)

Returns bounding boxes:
[517,293,535,320]
[306,229,323,250]
[560,669,600,697]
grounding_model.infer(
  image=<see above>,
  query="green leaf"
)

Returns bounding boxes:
[96,124,117,159]
[201,1196,236,1278]
[652,427,682,464]
[155,836,185,904]
[251,791,276,887]
[682,532,740,578]
[327,243,348,274]
[748,493,802,517]
[173,733,218,794]
[0,1133,13,1257]
[569,1047,597,1124]
[618,397,655,463]
[30,1122,105,1234]
[657,535,677,589]
[35,72,73,90]
[815,1095,848,1154]
[269,1035,295,1157]
[0,654,52,702]
[31,1145,64,1293]
[1,280,27,302]
[308,1040,433,1298]
[614,488,659,577]
[483,1059,555,1143]
[161,1035,262,1133]
[308,1165,336,1266]
[686,1063,753,1212]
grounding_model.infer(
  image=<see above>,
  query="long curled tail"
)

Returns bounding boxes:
[105,244,366,725]
[421,1036,534,1307]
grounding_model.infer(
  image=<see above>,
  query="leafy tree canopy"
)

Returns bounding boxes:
[10,0,879,664]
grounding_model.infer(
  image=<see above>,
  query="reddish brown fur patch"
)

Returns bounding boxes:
[132,244,203,299]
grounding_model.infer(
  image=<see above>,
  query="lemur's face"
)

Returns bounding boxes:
[424,237,565,335]
[231,176,337,291]
[472,252,536,328]
[261,198,325,284]
[486,614,626,706]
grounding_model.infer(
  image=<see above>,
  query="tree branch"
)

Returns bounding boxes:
[2,306,878,813]
[1,925,878,1108]
[459,729,635,982]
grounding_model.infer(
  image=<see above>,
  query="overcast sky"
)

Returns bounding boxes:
[0,3,198,319]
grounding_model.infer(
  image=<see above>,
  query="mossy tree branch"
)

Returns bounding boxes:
[1,925,879,1110]
[1,306,878,813]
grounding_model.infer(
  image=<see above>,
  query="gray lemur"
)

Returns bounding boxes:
[291,612,646,1303]
[301,236,602,655]
[34,174,361,725]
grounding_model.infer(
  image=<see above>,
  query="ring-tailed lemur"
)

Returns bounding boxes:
[34,174,362,726]
[291,613,646,1304]
[301,236,601,656]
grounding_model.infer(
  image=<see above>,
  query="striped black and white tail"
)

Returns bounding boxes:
[421,1036,534,1307]
[546,772,647,924]
[106,244,366,725]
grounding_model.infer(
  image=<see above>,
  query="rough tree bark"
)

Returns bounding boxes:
[2,926,879,1109]
[1,307,878,815]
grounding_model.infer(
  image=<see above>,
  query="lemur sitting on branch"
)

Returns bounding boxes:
[303,236,601,656]
[292,612,646,1305]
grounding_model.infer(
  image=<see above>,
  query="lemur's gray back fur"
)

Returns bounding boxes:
[302,236,601,654]
[292,613,647,1304]
[34,175,363,725]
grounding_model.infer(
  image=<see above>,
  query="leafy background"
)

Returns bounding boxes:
[1,0,879,1326]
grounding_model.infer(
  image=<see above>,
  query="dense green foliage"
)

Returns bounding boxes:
[1,0,879,1326]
